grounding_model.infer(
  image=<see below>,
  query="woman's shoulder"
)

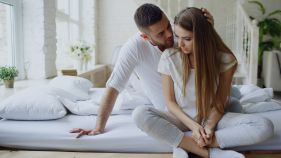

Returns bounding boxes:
[162,47,180,59]
[218,52,237,64]
[218,51,238,72]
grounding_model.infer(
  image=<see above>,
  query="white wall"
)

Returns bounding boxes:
[95,0,239,64]
[89,0,281,65]
[190,0,238,54]
[23,0,57,79]
[96,0,139,64]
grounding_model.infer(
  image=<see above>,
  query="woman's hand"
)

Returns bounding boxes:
[191,124,207,147]
[202,127,214,146]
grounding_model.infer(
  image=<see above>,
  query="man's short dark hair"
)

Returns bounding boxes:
[134,3,163,32]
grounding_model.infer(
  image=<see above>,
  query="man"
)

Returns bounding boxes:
[70,3,214,138]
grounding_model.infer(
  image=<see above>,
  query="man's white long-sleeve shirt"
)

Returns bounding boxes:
[106,33,165,110]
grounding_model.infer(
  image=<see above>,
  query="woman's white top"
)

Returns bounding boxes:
[158,48,237,119]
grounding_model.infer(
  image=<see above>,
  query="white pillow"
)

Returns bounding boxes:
[87,88,152,110]
[240,88,273,104]
[49,76,93,101]
[0,86,67,120]
[243,100,281,113]
[239,84,260,96]
[59,97,131,115]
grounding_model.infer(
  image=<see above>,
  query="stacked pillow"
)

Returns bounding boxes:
[0,76,93,120]
[59,87,152,116]
[232,84,281,113]
[0,86,67,120]
[49,76,93,101]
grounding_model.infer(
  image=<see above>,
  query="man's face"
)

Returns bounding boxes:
[144,15,174,50]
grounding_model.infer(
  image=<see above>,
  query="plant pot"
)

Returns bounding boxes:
[4,80,14,88]
[73,59,83,72]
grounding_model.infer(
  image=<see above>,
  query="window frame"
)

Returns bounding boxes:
[55,0,83,69]
[56,0,82,42]
[0,0,24,82]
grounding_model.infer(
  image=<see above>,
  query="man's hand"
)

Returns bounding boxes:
[70,128,104,138]
[69,87,119,138]
[201,8,214,26]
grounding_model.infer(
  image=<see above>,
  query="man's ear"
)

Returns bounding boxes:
[140,33,149,40]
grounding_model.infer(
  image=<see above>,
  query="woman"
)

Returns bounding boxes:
[133,7,274,158]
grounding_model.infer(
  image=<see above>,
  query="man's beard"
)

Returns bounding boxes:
[150,38,174,50]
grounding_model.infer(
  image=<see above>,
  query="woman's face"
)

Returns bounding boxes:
[174,25,193,55]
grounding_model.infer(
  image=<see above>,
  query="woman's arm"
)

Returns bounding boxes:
[161,73,208,147]
[204,63,237,130]
[201,62,237,146]
[161,74,198,129]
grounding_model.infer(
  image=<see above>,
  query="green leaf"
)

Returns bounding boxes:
[249,1,266,15]
[267,10,281,18]
[258,18,281,37]
[266,18,281,37]
[0,66,18,80]
[260,41,274,51]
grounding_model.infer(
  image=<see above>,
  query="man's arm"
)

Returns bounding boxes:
[70,40,139,138]
[95,87,119,132]
[70,87,119,138]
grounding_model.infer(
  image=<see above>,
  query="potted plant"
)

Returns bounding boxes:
[248,1,281,79]
[0,66,18,88]
[68,41,93,71]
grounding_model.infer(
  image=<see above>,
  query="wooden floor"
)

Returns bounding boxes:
[0,150,281,158]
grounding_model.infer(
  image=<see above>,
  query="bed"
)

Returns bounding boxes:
[0,86,281,152]
[0,110,281,152]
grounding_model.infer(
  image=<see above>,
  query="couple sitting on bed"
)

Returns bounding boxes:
[70,4,274,158]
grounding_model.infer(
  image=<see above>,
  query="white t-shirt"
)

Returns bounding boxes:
[106,33,166,110]
[158,48,237,119]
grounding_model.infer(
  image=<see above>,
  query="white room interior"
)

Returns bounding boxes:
[0,0,281,158]
[0,0,280,82]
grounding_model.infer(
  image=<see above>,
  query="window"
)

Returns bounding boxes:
[56,0,82,69]
[56,0,95,70]
[0,1,14,66]
[0,0,23,81]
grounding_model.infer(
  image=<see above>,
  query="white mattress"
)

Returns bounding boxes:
[0,110,280,152]
[0,114,171,152]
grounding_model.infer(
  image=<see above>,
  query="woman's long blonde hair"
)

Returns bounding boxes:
[174,7,236,124]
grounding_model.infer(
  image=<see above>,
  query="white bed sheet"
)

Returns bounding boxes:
[1,84,281,153]
[0,114,171,152]
[0,110,281,152]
